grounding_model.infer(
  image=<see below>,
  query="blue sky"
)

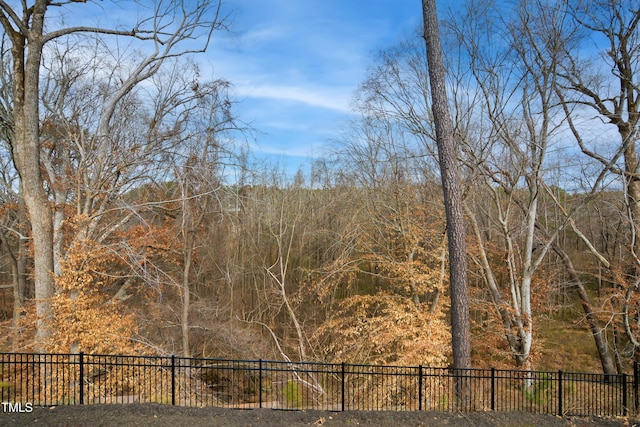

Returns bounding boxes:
[43,0,464,180]
[206,0,431,177]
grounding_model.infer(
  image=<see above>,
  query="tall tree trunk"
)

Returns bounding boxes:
[8,2,56,351]
[422,0,472,393]
[623,129,640,260]
[182,245,192,358]
[554,244,617,375]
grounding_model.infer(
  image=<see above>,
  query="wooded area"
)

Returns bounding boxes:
[0,0,639,378]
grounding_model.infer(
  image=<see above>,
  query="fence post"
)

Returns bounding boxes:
[490,367,495,411]
[418,365,423,411]
[79,352,84,405]
[558,370,563,416]
[623,373,628,416]
[171,355,176,406]
[259,359,263,409]
[341,362,345,412]
[634,360,639,415]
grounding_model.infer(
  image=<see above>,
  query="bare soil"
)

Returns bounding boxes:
[0,404,638,427]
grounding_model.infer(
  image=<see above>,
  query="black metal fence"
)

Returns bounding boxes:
[0,352,637,416]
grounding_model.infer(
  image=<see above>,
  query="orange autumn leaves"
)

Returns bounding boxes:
[316,294,450,366]
[314,189,451,367]
[47,238,139,355]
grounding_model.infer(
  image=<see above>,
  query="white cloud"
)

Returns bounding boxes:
[231,26,286,47]
[203,0,425,175]
[250,142,313,158]
[235,84,352,113]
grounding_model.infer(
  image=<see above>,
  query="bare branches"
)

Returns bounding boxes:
[0,0,231,349]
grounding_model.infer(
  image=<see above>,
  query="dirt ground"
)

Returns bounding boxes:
[0,404,638,427]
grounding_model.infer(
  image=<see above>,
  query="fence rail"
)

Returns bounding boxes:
[0,352,637,416]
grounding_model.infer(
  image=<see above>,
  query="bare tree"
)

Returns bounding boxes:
[0,0,225,349]
[0,38,29,349]
[555,0,640,251]
[441,0,619,375]
[171,80,238,357]
[454,0,553,370]
[518,0,640,367]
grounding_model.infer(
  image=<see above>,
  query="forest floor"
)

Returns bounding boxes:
[1,404,638,427]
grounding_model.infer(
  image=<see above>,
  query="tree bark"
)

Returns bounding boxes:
[6,1,56,351]
[421,0,472,374]
[553,244,617,375]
